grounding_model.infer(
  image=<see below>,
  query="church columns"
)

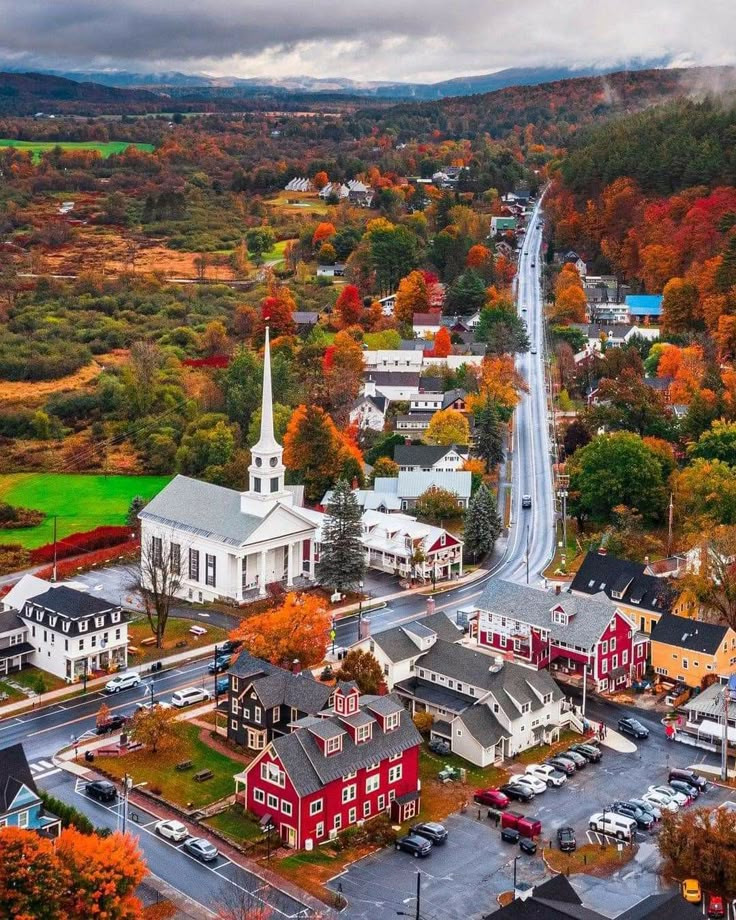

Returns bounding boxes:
[286,542,294,587]
[259,551,267,596]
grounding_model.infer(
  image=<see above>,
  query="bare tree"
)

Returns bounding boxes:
[215,887,274,920]
[131,535,184,648]
[680,526,736,629]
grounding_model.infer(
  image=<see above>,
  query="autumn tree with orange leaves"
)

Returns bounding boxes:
[312,222,336,248]
[467,355,528,420]
[255,286,296,340]
[430,326,452,357]
[0,827,66,920]
[283,404,362,500]
[335,284,363,327]
[229,593,330,668]
[394,270,430,326]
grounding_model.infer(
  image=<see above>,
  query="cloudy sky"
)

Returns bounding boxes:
[0,0,733,83]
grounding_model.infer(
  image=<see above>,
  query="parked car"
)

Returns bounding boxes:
[429,738,451,756]
[642,790,678,813]
[569,743,602,763]
[499,782,534,803]
[630,798,661,821]
[560,749,586,769]
[85,780,117,804]
[409,823,447,845]
[218,639,242,655]
[649,785,689,807]
[588,812,637,841]
[104,672,141,694]
[155,819,189,842]
[609,801,654,830]
[681,879,702,903]
[707,894,726,918]
[135,700,172,712]
[474,788,510,809]
[618,717,649,739]
[182,837,219,862]
[557,826,576,852]
[501,812,542,838]
[669,779,699,801]
[208,655,231,675]
[546,757,576,776]
[514,774,547,795]
[669,768,708,792]
[171,687,212,708]
[95,714,128,736]
[215,677,229,696]
[395,834,432,858]
[525,764,566,787]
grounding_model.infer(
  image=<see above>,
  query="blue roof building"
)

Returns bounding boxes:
[625,294,663,321]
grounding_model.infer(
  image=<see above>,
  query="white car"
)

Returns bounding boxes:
[649,785,689,807]
[525,764,566,788]
[104,672,141,694]
[155,819,189,842]
[135,700,172,712]
[515,774,547,795]
[171,687,211,708]
[642,790,678,813]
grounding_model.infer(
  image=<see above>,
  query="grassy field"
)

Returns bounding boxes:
[0,473,170,548]
[203,805,262,844]
[102,722,246,809]
[0,140,154,162]
[127,617,228,664]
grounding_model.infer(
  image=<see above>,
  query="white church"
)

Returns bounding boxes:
[139,330,320,604]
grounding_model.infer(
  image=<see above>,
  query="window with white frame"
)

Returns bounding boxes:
[388,764,402,783]
[254,706,262,722]
[622,650,629,665]
[600,659,609,674]
[388,790,396,802]
[267,793,279,810]
[281,800,293,816]
[363,800,371,818]
[231,698,239,713]
[333,814,342,831]
[378,794,385,810]
[254,788,265,804]
[357,724,372,744]
[349,807,357,824]
[261,762,285,787]
[205,554,216,587]
[151,536,163,567]
[367,762,380,772]
[610,638,616,651]
[366,774,380,794]
[342,771,357,780]
[342,784,357,804]
[601,640,608,654]
[309,799,323,815]
[326,736,343,754]
[273,706,281,722]
[231,720,238,731]
[316,821,324,838]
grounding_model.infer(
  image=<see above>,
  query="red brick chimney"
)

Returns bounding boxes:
[598,546,607,556]
[555,584,561,596]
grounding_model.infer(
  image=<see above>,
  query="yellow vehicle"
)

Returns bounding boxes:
[681,879,702,903]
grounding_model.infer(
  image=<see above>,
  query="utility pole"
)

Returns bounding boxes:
[415,871,421,920]
[667,493,674,557]
[582,662,588,717]
[52,515,58,582]
[722,685,730,781]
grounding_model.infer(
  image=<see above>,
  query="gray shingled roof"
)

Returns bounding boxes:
[393,444,459,467]
[477,579,624,651]
[458,705,509,747]
[139,474,262,546]
[365,696,404,718]
[270,694,421,796]
[339,709,374,728]
[230,651,332,714]
[369,611,463,663]
[308,720,346,741]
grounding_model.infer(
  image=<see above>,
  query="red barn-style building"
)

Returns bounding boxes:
[472,581,648,693]
[235,682,422,849]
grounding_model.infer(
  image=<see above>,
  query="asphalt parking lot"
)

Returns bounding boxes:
[328,731,736,920]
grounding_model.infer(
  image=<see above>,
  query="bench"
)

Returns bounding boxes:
[189,626,207,637]
[194,769,214,783]
[140,637,157,647]
[175,760,193,772]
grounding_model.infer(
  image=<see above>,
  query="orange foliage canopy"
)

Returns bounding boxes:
[312,222,336,247]
[335,284,363,327]
[430,326,452,357]
[229,592,331,667]
[467,355,528,415]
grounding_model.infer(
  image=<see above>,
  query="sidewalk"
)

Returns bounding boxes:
[0,642,221,720]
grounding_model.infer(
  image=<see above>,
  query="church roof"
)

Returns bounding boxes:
[140,475,263,546]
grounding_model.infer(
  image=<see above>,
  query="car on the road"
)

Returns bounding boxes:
[182,837,219,862]
[85,780,117,803]
[545,756,576,776]
[559,749,586,769]
[557,826,576,852]
[650,785,689,807]
[514,774,547,795]
[530,347,537,355]
[208,655,231,674]
[409,822,448,845]
[707,894,726,917]
[95,714,128,735]
[135,700,172,712]
[669,779,699,802]
[499,782,534,803]
[104,672,141,694]
[609,801,654,830]
[521,494,532,509]
[669,768,708,792]
[617,717,649,739]
[630,798,661,821]
[569,743,602,763]
[531,261,536,267]
[525,764,566,787]
[519,836,537,855]
[474,788,510,809]
[218,639,243,655]
[642,790,678,813]
[681,878,702,903]
[395,834,432,858]
[155,819,189,842]
[171,687,212,708]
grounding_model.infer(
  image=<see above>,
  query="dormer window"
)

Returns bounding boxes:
[326,736,343,755]
[95,617,104,629]
[79,620,88,632]
[62,621,70,633]
[385,712,400,732]
[551,608,568,625]
[49,617,57,628]
[357,724,372,744]
[112,611,120,623]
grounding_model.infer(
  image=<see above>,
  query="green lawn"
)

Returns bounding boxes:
[0,473,170,548]
[0,666,67,703]
[103,723,245,809]
[262,239,295,263]
[0,140,154,162]
[128,617,228,664]
[203,805,262,844]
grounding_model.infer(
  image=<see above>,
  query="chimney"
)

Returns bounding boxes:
[404,437,412,446]
[598,546,607,556]
[291,659,302,675]
[555,584,561,596]
[426,597,435,616]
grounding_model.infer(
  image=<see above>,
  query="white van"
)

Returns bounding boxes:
[589,812,637,841]
[171,687,211,708]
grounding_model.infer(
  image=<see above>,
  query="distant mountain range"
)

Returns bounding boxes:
[1,61,665,100]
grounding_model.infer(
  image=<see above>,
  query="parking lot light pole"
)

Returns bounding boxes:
[213,643,220,704]
[513,855,520,890]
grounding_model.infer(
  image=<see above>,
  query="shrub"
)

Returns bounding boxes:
[0,543,31,576]
[39,790,95,835]
[413,711,434,734]
[30,525,133,564]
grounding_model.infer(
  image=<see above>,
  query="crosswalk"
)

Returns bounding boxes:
[30,759,61,780]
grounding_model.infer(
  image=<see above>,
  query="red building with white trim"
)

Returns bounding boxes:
[473,581,648,693]
[235,682,422,849]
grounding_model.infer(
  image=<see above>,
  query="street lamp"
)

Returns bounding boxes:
[70,733,79,761]
[121,773,147,834]
[358,582,365,623]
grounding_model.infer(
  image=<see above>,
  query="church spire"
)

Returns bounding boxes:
[254,326,279,454]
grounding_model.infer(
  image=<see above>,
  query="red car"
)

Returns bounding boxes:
[707,894,725,918]
[473,788,509,809]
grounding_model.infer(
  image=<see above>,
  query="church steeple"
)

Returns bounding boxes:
[242,326,292,513]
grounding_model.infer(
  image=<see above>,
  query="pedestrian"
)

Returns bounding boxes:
[603,724,607,738]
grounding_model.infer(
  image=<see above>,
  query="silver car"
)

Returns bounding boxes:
[183,837,218,861]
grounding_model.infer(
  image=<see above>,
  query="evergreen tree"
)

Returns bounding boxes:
[474,402,506,470]
[317,480,366,593]
[464,485,502,561]
[444,269,487,315]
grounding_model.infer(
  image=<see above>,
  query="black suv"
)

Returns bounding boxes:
[669,768,708,792]
[557,826,576,852]
[569,743,602,763]
[85,780,117,803]
[410,822,448,845]
[610,801,654,830]
[499,782,534,803]
[95,714,128,736]
[395,834,432,858]
[618,717,649,739]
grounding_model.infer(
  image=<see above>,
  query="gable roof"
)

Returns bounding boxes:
[0,743,39,813]
[28,585,116,618]
[365,611,463,663]
[650,613,728,655]
[413,313,442,326]
[617,889,703,919]
[442,388,467,407]
[570,552,674,615]
[490,874,602,919]
[393,444,464,467]
[373,470,472,500]
[478,579,627,651]
[1,574,53,613]
[230,651,332,714]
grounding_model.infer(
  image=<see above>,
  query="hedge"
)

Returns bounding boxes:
[34,538,140,580]
[29,525,132,564]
